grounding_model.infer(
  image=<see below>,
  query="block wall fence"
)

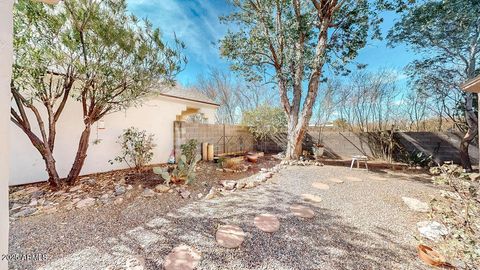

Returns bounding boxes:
[174,122,479,165]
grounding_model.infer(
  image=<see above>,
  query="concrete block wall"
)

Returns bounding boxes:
[173,122,255,159]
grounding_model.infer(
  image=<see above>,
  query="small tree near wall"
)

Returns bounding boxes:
[242,105,287,152]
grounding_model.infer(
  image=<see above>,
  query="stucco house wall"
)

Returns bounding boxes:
[10,93,218,186]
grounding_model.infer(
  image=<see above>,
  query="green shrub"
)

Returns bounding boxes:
[180,139,199,165]
[110,127,156,171]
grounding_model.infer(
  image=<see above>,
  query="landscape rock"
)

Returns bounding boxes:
[221,180,237,190]
[402,197,430,213]
[76,198,96,208]
[142,189,155,198]
[13,207,37,218]
[197,193,203,199]
[205,187,218,199]
[114,185,126,196]
[113,197,124,205]
[155,184,170,193]
[82,178,97,186]
[178,188,191,199]
[417,221,448,241]
[31,190,45,199]
[69,185,83,193]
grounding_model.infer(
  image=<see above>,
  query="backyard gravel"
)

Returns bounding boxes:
[9,165,438,270]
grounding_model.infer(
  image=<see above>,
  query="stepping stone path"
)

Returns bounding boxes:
[290,204,315,218]
[345,176,363,182]
[216,225,246,248]
[311,182,330,190]
[164,245,201,270]
[328,178,344,183]
[302,194,322,203]
[254,214,280,233]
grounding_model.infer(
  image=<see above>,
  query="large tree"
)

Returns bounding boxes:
[388,0,480,171]
[220,0,383,159]
[12,0,184,186]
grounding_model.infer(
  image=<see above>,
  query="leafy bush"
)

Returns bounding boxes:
[242,105,287,141]
[430,164,480,269]
[180,139,199,165]
[111,127,156,171]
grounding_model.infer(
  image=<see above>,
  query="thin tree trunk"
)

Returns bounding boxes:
[460,92,477,172]
[66,124,91,184]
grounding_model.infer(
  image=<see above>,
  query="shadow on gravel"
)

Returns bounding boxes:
[142,185,421,270]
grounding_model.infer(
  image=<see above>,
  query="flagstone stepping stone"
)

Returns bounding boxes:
[345,176,363,182]
[216,225,245,248]
[311,182,330,190]
[164,245,201,270]
[302,194,322,203]
[290,204,315,218]
[254,214,280,233]
[328,178,344,183]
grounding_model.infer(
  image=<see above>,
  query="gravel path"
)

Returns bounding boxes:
[10,166,437,269]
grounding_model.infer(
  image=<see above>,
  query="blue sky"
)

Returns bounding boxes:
[127,1,416,87]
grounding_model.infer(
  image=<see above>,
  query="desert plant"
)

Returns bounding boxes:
[430,164,480,269]
[153,154,200,185]
[180,139,199,165]
[402,150,432,168]
[111,127,156,171]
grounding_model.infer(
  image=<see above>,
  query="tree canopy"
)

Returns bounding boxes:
[11,0,185,185]
[220,0,384,159]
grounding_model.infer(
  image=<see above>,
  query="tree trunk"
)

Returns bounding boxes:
[285,116,309,159]
[460,93,477,172]
[66,124,91,184]
[42,149,60,187]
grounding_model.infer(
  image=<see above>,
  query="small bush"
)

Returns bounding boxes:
[430,164,480,269]
[180,139,199,165]
[111,127,156,171]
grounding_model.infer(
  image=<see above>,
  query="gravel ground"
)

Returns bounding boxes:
[9,165,437,269]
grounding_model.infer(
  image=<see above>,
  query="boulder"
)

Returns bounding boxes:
[402,197,430,213]
[417,221,448,241]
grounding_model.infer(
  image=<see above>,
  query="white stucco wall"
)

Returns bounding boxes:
[0,1,13,268]
[10,95,217,186]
